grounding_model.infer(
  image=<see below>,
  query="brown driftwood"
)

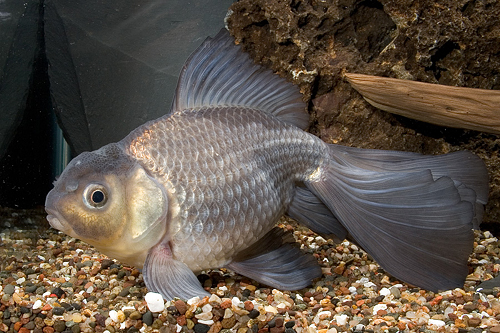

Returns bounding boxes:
[345,73,500,135]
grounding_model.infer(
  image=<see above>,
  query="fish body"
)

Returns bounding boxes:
[45,30,489,300]
[125,107,324,271]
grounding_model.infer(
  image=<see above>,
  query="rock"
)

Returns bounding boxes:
[3,284,15,295]
[227,0,500,223]
[142,311,154,326]
[174,300,188,315]
[145,292,165,313]
[52,307,65,316]
[194,323,211,333]
[50,287,65,298]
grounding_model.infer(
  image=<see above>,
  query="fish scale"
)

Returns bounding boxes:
[125,106,323,271]
[45,29,488,300]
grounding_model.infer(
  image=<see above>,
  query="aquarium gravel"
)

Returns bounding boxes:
[1,209,500,333]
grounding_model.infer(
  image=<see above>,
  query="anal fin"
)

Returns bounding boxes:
[227,228,322,290]
[143,241,209,300]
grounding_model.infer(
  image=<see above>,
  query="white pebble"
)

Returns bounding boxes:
[108,310,119,322]
[198,319,215,325]
[372,303,387,315]
[232,297,243,308]
[202,304,212,313]
[379,287,391,296]
[364,282,376,288]
[428,319,445,327]
[187,296,200,305]
[195,311,213,321]
[348,286,357,294]
[223,308,233,319]
[32,299,43,310]
[209,294,221,303]
[145,292,165,312]
[265,305,278,315]
[16,277,25,285]
[334,314,349,326]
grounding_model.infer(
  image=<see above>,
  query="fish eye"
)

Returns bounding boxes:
[83,184,108,209]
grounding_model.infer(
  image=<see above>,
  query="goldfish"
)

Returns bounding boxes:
[45,29,489,300]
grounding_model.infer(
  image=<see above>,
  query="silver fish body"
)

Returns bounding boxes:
[46,30,489,300]
[125,106,324,271]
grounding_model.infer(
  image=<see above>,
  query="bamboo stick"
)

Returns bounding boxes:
[345,73,500,135]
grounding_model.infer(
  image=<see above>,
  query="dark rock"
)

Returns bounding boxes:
[248,309,259,319]
[143,311,154,326]
[100,259,114,270]
[51,287,65,298]
[25,321,36,330]
[119,286,131,297]
[193,323,210,333]
[52,307,65,315]
[3,284,15,295]
[53,320,66,332]
[284,321,295,329]
[25,285,38,293]
[20,306,31,314]
[94,313,106,327]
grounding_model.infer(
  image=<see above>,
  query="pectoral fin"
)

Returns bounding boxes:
[143,241,209,300]
[227,228,322,290]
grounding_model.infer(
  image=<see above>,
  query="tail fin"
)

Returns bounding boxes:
[305,145,489,291]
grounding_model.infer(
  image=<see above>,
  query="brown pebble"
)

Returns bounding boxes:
[129,311,142,320]
[467,317,481,327]
[177,315,187,326]
[333,263,345,275]
[14,322,23,331]
[43,327,55,333]
[123,280,136,288]
[270,327,284,333]
[222,316,237,329]
[174,300,187,315]
[275,317,284,328]
[220,299,232,309]
[18,328,30,333]
[244,301,254,311]
[41,304,52,311]
[490,325,500,333]
[377,310,388,316]
[208,321,222,333]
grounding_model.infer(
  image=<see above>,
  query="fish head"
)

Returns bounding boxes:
[45,143,168,267]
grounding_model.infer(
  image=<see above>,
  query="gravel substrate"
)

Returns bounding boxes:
[1,208,500,333]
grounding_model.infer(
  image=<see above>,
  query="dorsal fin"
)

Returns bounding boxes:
[171,29,309,129]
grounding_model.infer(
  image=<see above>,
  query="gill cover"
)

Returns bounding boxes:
[125,166,168,241]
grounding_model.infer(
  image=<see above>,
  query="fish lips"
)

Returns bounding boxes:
[45,190,72,235]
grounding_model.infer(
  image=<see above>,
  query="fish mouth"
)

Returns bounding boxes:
[45,207,69,233]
